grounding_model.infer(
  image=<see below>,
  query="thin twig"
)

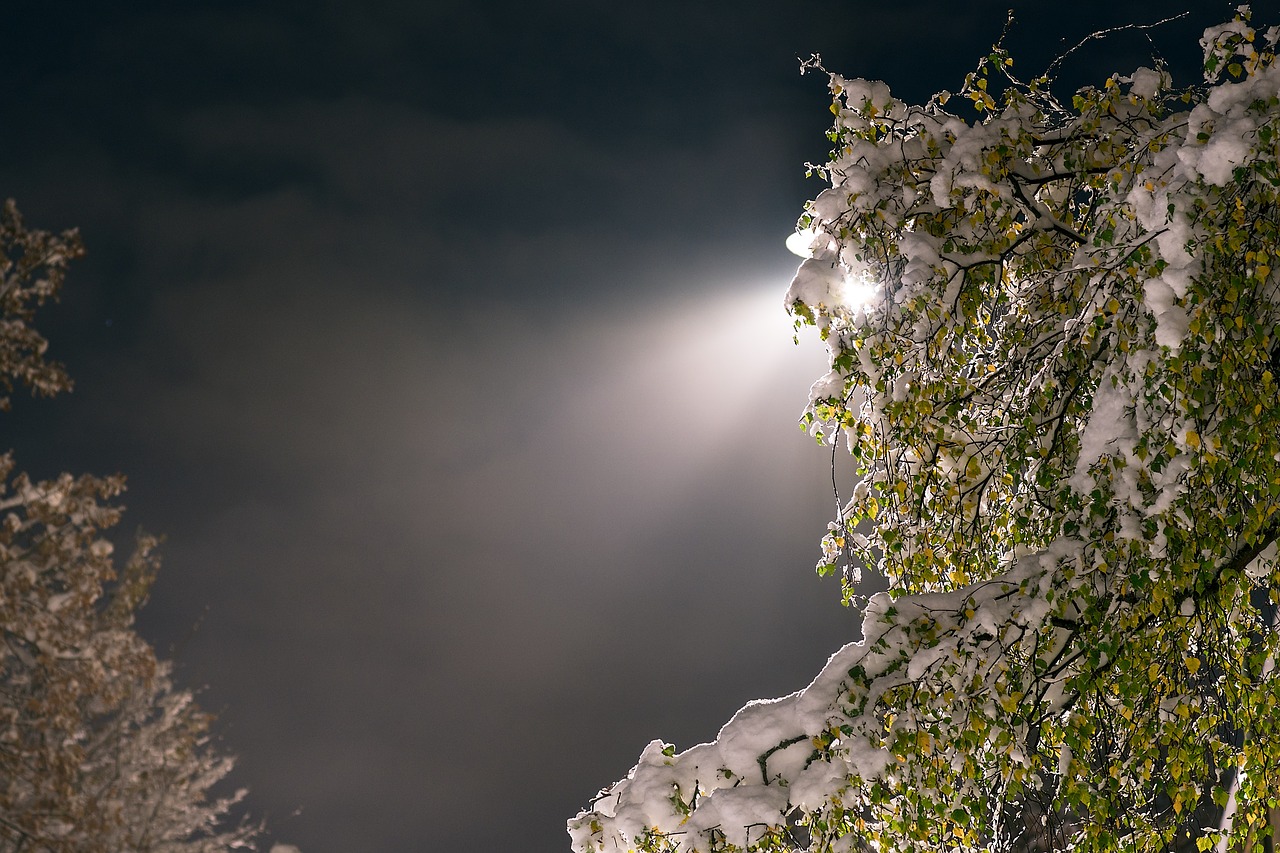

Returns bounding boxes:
[1045,13,1190,82]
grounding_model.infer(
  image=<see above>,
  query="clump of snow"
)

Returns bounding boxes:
[1125,66,1169,98]
[1141,276,1190,350]
[1071,368,1135,491]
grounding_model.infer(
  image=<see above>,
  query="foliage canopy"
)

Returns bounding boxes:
[572,9,1280,853]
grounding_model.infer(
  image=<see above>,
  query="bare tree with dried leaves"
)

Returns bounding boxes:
[0,200,258,852]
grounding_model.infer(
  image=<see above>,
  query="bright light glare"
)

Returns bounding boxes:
[786,230,879,312]
[840,275,879,312]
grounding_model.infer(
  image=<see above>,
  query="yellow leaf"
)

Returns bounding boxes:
[1186,430,1201,449]
[1186,656,1201,675]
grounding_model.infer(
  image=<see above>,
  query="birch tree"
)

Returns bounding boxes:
[571,9,1280,853]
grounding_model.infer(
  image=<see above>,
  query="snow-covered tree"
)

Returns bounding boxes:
[571,9,1280,853]
[0,199,78,410]
[0,201,257,852]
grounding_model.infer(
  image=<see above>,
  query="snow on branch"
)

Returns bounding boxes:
[574,8,1280,853]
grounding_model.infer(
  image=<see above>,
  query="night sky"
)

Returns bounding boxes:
[0,2,1248,851]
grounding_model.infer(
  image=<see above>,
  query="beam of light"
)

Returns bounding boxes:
[540,279,827,526]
